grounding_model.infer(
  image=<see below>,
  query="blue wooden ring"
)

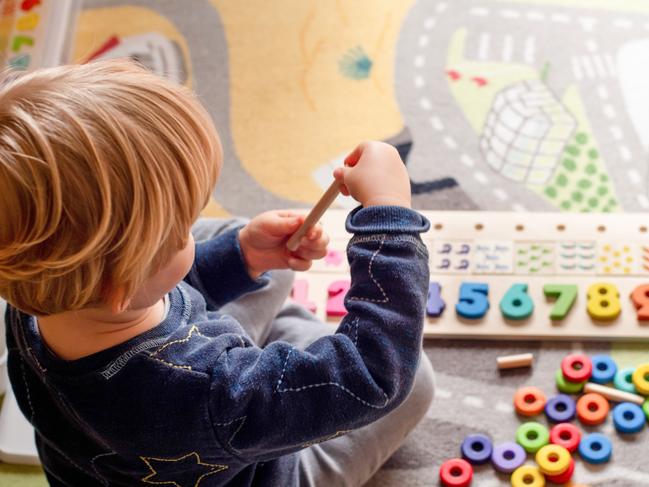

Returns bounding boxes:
[590,355,617,384]
[461,434,492,464]
[614,367,637,393]
[578,433,612,464]
[491,442,526,473]
[545,394,576,423]
[613,402,646,434]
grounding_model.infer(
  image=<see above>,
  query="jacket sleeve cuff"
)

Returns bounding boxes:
[345,205,430,234]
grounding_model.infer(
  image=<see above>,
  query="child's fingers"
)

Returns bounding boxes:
[332,168,350,196]
[287,256,312,272]
[292,245,327,261]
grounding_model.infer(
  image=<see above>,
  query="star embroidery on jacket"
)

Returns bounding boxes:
[147,325,206,371]
[140,452,228,486]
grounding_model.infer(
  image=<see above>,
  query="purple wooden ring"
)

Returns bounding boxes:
[461,434,493,464]
[545,394,577,423]
[491,442,526,473]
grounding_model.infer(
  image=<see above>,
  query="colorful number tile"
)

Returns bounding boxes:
[514,242,555,275]
[544,284,578,320]
[290,279,317,313]
[311,240,348,273]
[426,282,446,318]
[456,282,489,319]
[500,284,534,320]
[472,240,513,275]
[326,280,350,317]
[556,241,597,275]
[431,240,472,274]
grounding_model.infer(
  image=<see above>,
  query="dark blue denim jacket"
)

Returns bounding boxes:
[6,206,430,486]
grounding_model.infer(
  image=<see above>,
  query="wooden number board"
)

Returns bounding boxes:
[291,210,649,341]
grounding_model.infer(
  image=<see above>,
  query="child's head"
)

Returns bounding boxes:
[0,59,222,316]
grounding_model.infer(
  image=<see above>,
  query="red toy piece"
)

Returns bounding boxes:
[550,423,581,453]
[561,353,592,383]
[439,458,473,487]
[545,457,575,484]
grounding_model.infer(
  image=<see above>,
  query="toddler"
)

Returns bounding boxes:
[0,60,434,486]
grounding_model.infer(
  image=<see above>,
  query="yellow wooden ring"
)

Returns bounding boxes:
[632,363,649,395]
[511,465,545,487]
[535,444,571,476]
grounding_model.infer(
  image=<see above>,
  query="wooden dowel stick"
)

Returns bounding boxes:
[497,353,534,370]
[286,180,342,252]
[583,382,645,405]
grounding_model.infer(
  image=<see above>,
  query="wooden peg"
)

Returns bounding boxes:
[497,353,534,370]
[286,180,342,251]
[583,382,645,406]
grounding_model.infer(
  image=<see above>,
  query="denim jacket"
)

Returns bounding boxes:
[6,205,430,486]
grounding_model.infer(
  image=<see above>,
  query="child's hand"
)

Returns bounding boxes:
[239,211,329,278]
[333,141,411,208]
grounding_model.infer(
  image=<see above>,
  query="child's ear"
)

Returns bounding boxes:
[108,287,131,314]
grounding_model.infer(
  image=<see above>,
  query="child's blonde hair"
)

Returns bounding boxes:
[0,59,221,315]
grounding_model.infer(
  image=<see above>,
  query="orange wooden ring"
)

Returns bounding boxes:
[514,386,547,417]
[577,393,610,425]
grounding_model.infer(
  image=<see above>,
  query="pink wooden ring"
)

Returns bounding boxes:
[561,353,592,383]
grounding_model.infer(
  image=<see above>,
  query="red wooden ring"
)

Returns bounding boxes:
[439,458,473,487]
[514,386,547,416]
[545,457,575,484]
[550,423,581,453]
[576,393,610,426]
[561,354,592,383]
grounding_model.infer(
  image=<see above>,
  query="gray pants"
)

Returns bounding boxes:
[192,218,435,487]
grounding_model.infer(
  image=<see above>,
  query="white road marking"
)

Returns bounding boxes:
[430,116,444,131]
[495,401,514,414]
[524,36,535,64]
[620,146,633,162]
[461,154,475,167]
[586,39,598,53]
[414,75,425,88]
[436,2,447,13]
[597,85,609,100]
[443,135,458,150]
[613,18,633,29]
[580,56,595,78]
[414,55,425,68]
[604,54,617,75]
[470,7,489,16]
[638,194,649,209]
[424,17,436,30]
[571,58,583,81]
[502,35,514,62]
[526,11,545,21]
[627,169,641,184]
[512,203,526,212]
[603,104,616,119]
[419,34,429,47]
[551,13,571,23]
[610,125,623,141]
[463,395,485,408]
[592,55,607,77]
[578,17,597,32]
[501,9,520,19]
[478,33,491,61]
[493,188,509,201]
[419,97,432,110]
[474,171,489,185]
[436,388,452,399]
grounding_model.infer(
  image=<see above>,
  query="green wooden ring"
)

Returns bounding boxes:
[643,399,649,421]
[555,369,585,394]
[516,422,550,453]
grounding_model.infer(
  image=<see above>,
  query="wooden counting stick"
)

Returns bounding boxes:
[496,353,534,370]
[286,180,342,252]
[583,382,645,405]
